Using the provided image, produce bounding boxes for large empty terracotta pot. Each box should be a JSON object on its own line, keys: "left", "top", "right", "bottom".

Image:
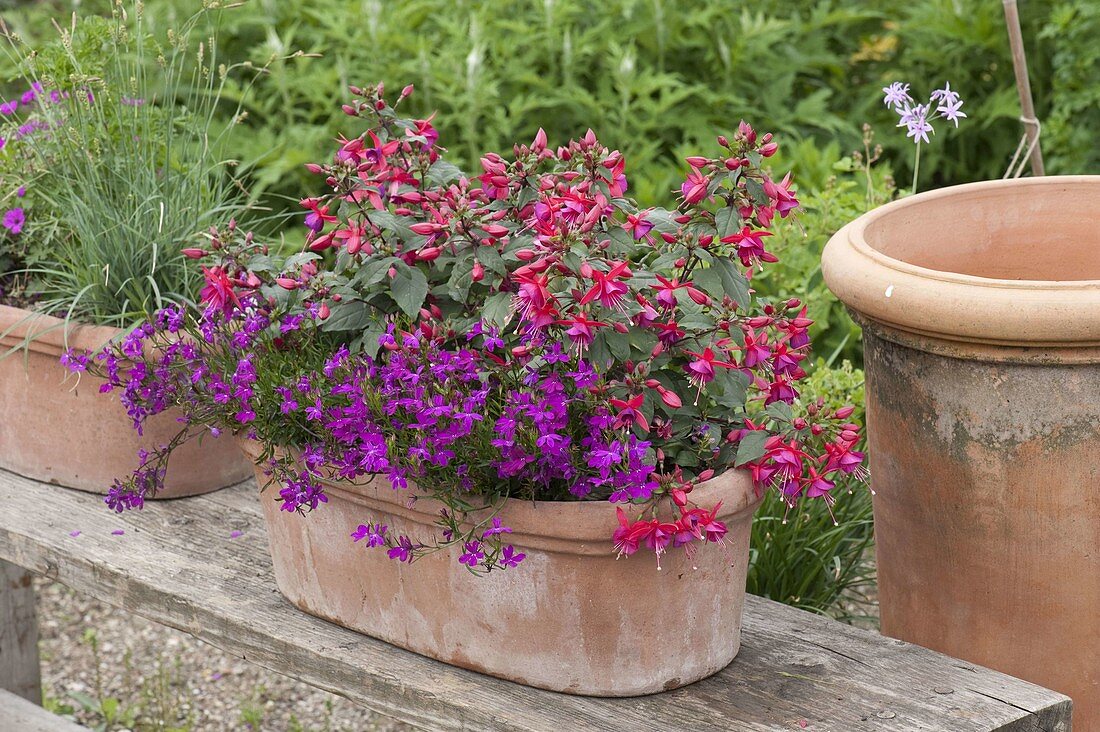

{"left": 244, "top": 441, "right": 762, "bottom": 696}
{"left": 0, "top": 304, "right": 249, "bottom": 495}
{"left": 822, "top": 176, "right": 1100, "bottom": 727}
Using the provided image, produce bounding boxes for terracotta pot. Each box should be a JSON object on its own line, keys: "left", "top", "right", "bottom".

{"left": 822, "top": 176, "right": 1100, "bottom": 727}
{"left": 0, "top": 304, "right": 249, "bottom": 496}
{"left": 242, "top": 441, "right": 762, "bottom": 696}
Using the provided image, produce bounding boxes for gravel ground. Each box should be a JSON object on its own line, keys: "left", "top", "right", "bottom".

{"left": 36, "top": 578, "right": 411, "bottom": 732}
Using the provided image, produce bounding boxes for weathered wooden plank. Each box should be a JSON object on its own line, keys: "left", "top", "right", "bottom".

{"left": 0, "top": 471, "right": 1072, "bottom": 731}
{"left": 0, "top": 557, "right": 41, "bottom": 705}
{"left": 0, "top": 688, "right": 89, "bottom": 731}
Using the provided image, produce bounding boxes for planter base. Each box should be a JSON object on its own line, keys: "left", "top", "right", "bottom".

{"left": 247, "top": 447, "right": 761, "bottom": 696}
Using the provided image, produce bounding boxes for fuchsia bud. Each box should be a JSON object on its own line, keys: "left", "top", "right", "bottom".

{"left": 304, "top": 163, "right": 323, "bottom": 174}
{"left": 835, "top": 406, "right": 856, "bottom": 419}
{"left": 342, "top": 104, "right": 358, "bottom": 116}
{"left": 515, "top": 249, "right": 536, "bottom": 261}
{"left": 276, "top": 277, "right": 299, "bottom": 290}
{"left": 532, "top": 127, "right": 548, "bottom": 152}
{"left": 717, "top": 135, "right": 729, "bottom": 147}
{"left": 685, "top": 156, "right": 709, "bottom": 167}
{"left": 400, "top": 84, "right": 415, "bottom": 99}
{"left": 318, "top": 302, "right": 330, "bottom": 320}
{"left": 181, "top": 248, "right": 206, "bottom": 259}
{"left": 471, "top": 261, "right": 485, "bottom": 282}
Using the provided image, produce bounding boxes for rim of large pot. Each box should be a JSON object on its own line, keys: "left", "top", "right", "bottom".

{"left": 0, "top": 303, "right": 122, "bottom": 357}
{"left": 822, "top": 176, "right": 1100, "bottom": 354}
{"left": 241, "top": 438, "right": 762, "bottom": 554}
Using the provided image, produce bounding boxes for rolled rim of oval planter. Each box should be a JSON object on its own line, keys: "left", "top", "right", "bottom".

{"left": 822, "top": 176, "right": 1100, "bottom": 360}
{"left": 0, "top": 303, "right": 121, "bottom": 357}
{"left": 240, "top": 438, "right": 762, "bottom": 556}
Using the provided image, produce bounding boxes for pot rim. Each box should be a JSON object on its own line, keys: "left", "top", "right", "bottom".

{"left": 822, "top": 176, "right": 1100, "bottom": 351}
{"left": 0, "top": 303, "right": 122, "bottom": 357}
{"left": 240, "top": 438, "right": 762, "bottom": 553}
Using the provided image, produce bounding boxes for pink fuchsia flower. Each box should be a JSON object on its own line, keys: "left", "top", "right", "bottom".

{"left": 558, "top": 313, "right": 608, "bottom": 351}
{"left": 721, "top": 226, "right": 775, "bottom": 267}
{"left": 684, "top": 347, "right": 735, "bottom": 389}
{"left": 578, "top": 260, "right": 632, "bottom": 310}
{"left": 199, "top": 266, "right": 242, "bottom": 314}
{"left": 608, "top": 393, "right": 649, "bottom": 433}
{"left": 3, "top": 207, "right": 25, "bottom": 234}
{"left": 680, "top": 167, "right": 710, "bottom": 205}
{"left": 512, "top": 270, "right": 559, "bottom": 329}
{"left": 624, "top": 210, "right": 654, "bottom": 241}
{"left": 300, "top": 197, "right": 337, "bottom": 233}
{"left": 408, "top": 114, "right": 439, "bottom": 150}
{"left": 764, "top": 173, "right": 799, "bottom": 218}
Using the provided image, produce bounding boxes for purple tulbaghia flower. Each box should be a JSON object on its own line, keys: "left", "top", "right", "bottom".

{"left": 937, "top": 97, "right": 967, "bottom": 127}
{"left": 930, "top": 81, "right": 960, "bottom": 106}
{"left": 0, "top": 100, "right": 16, "bottom": 115}
{"left": 882, "top": 82, "right": 911, "bottom": 109}
{"left": 3, "top": 208, "right": 25, "bottom": 234}
{"left": 898, "top": 104, "right": 933, "bottom": 144}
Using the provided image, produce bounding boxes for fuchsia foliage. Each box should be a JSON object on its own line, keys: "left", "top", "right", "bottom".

{"left": 71, "top": 82, "right": 865, "bottom": 572}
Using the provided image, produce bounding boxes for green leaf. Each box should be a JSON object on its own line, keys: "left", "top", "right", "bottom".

{"left": 746, "top": 177, "right": 770, "bottom": 206}
{"left": 481, "top": 291, "right": 514, "bottom": 329}
{"left": 390, "top": 264, "right": 429, "bottom": 318}
{"left": 447, "top": 258, "right": 474, "bottom": 302}
{"left": 691, "top": 264, "right": 723, "bottom": 301}
{"left": 714, "top": 258, "right": 751, "bottom": 307}
{"left": 352, "top": 256, "right": 398, "bottom": 288}
{"left": 766, "top": 401, "right": 793, "bottom": 424}
{"left": 320, "top": 299, "right": 371, "bottom": 332}
{"left": 715, "top": 207, "right": 740, "bottom": 240}
{"left": 735, "top": 430, "right": 769, "bottom": 466}
{"left": 475, "top": 245, "right": 507, "bottom": 276}
{"left": 426, "top": 160, "right": 464, "bottom": 186}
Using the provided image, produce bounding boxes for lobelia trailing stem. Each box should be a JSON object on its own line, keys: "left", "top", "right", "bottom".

{"left": 68, "top": 82, "right": 866, "bottom": 574}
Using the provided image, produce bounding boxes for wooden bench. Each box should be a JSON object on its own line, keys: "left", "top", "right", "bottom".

{"left": 0, "top": 470, "right": 1073, "bottom": 731}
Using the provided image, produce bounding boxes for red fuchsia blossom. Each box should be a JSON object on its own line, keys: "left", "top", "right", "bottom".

{"left": 199, "top": 266, "right": 241, "bottom": 314}
{"left": 680, "top": 167, "right": 710, "bottom": 205}
{"left": 578, "top": 260, "right": 632, "bottom": 310}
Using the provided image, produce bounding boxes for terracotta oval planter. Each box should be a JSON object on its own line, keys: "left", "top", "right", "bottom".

{"left": 0, "top": 304, "right": 250, "bottom": 496}
{"left": 822, "top": 176, "right": 1100, "bottom": 727}
{"left": 243, "top": 441, "right": 762, "bottom": 696}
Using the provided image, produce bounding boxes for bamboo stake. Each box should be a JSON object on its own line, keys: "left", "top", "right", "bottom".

{"left": 1002, "top": 0, "right": 1044, "bottom": 176}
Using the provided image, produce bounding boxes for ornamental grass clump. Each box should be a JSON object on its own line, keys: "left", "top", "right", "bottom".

{"left": 71, "top": 83, "right": 865, "bottom": 573}
{"left": 0, "top": 3, "right": 258, "bottom": 326}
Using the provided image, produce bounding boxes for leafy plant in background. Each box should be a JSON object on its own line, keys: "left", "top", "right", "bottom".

{"left": 0, "top": 2, "right": 260, "bottom": 327}
{"left": 1040, "top": 1, "right": 1100, "bottom": 174}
